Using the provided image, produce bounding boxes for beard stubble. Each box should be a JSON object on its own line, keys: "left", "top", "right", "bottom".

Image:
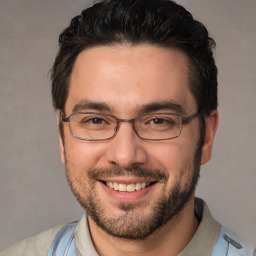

{"left": 64, "top": 142, "right": 202, "bottom": 240}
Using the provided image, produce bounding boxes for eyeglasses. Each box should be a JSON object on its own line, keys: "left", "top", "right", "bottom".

{"left": 62, "top": 111, "right": 201, "bottom": 141}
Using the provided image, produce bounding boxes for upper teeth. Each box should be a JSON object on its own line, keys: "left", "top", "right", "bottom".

{"left": 106, "top": 182, "right": 150, "bottom": 192}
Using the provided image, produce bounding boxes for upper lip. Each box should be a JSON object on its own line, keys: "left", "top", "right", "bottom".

{"left": 99, "top": 177, "right": 156, "bottom": 184}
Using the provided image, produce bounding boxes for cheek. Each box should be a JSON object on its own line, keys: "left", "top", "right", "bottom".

{"left": 63, "top": 125, "right": 112, "bottom": 178}
{"left": 64, "top": 140, "right": 105, "bottom": 196}
{"left": 65, "top": 140, "right": 106, "bottom": 169}
{"left": 147, "top": 138, "right": 194, "bottom": 169}
{"left": 147, "top": 137, "right": 198, "bottom": 189}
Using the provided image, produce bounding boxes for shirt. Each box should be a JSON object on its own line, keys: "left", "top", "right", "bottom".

{"left": 1, "top": 198, "right": 253, "bottom": 256}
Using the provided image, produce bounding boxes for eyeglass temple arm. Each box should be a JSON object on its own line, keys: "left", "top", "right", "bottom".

{"left": 59, "top": 111, "right": 69, "bottom": 122}
{"left": 182, "top": 110, "right": 202, "bottom": 124}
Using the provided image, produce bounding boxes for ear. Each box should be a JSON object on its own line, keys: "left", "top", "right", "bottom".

{"left": 57, "top": 110, "right": 66, "bottom": 164}
{"left": 201, "top": 110, "right": 218, "bottom": 165}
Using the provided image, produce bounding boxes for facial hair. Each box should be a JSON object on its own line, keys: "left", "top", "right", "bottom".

{"left": 65, "top": 144, "right": 202, "bottom": 240}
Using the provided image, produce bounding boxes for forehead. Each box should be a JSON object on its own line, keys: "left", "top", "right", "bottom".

{"left": 66, "top": 44, "right": 197, "bottom": 115}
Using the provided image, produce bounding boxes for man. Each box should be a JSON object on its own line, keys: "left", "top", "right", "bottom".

{"left": 1, "top": 0, "right": 255, "bottom": 255}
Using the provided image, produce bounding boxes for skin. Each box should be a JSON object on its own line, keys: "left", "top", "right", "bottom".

{"left": 59, "top": 44, "right": 218, "bottom": 256}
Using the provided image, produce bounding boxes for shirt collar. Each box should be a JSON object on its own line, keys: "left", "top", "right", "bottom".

{"left": 178, "top": 198, "right": 221, "bottom": 256}
{"left": 74, "top": 214, "right": 99, "bottom": 256}
{"left": 74, "top": 198, "right": 221, "bottom": 256}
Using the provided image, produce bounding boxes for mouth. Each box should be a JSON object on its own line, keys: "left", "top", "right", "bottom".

{"left": 102, "top": 181, "right": 157, "bottom": 192}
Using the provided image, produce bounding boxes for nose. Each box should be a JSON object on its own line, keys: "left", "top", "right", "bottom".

{"left": 106, "top": 122, "right": 148, "bottom": 169}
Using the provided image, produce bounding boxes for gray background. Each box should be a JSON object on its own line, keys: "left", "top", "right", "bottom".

{"left": 0, "top": 0, "right": 255, "bottom": 252}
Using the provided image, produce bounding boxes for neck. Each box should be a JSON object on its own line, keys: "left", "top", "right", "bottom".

{"left": 88, "top": 197, "right": 199, "bottom": 256}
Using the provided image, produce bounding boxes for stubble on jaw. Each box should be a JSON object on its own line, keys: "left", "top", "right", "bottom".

{"left": 64, "top": 143, "right": 201, "bottom": 240}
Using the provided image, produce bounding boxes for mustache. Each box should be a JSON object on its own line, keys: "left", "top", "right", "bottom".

{"left": 88, "top": 165, "right": 168, "bottom": 182}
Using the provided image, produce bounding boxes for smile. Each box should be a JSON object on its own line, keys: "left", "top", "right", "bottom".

{"left": 105, "top": 181, "right": 152, "bottom": 192}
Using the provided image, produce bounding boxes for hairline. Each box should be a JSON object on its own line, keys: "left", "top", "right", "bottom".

{"left": 59, "top": 42, "right": 202, "bottom": 113}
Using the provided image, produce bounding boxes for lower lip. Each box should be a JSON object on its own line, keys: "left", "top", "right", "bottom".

{"left": 100, "top": 182, "right": 157, "bottom": 202}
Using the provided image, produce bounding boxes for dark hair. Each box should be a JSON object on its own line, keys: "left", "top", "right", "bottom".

{"left": 51, "top": 0, "right": 217, "bottom": 117}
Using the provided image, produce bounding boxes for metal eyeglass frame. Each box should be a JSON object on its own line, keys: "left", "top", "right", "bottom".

{"left": 61, "top": 110, "right": 202, "bottom": 141}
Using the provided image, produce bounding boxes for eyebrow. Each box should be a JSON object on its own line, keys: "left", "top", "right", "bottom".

{"left": 72, "top": 99, "right": 185, "bottom": 115}
{"left": 138, "top": 101, "right": 185, "bottom": 115}
{"left": 72, "top": 100, "right": 112, "bottom": 113}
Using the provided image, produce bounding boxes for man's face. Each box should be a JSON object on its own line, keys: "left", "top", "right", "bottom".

{"left": 60, "top": 45, "right": 213, "bottom": 239}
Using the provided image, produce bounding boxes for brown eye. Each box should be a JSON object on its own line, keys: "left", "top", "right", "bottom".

{"left": 86, "top": 118, "right": 105, "bottom": 124}
{"left": 147, "top": 117, "right": 176, "bottom": 127}
{"left": 151, "top": 118, "right": 165, "bottom": 125}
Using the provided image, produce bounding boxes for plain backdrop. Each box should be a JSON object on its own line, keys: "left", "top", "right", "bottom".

{"left": 0, "top": 0, "right": 255, "bottom": 252}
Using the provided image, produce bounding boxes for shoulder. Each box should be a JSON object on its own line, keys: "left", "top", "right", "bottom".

{"left": 0, "top": 224, "right": 66, "bottom": 256}
{"left": 192, "top": 198, "right": 255, "bottom": 256}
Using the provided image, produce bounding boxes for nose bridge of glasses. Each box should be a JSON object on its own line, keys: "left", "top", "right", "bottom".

{"left": 117, "top": 118, "right": 136, "bottom": 123}
{"left": 114, "top": 117, "right": 138, "bottom": 135}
